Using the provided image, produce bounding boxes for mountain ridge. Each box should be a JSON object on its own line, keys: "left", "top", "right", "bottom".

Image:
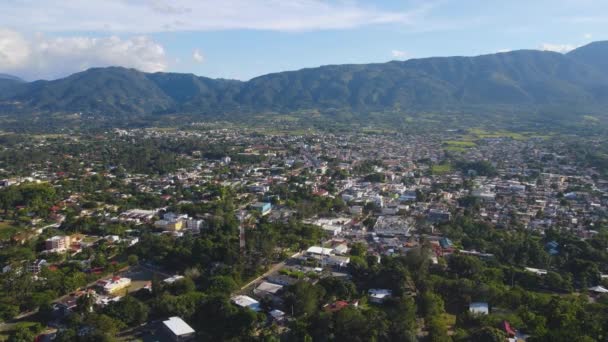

{"left": 1, "top": 41, "right": 607, "bottom": 118}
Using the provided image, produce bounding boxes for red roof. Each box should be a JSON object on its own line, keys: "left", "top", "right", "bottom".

{"left": 503, "top": 320, "right": 516, "bottom": 337}
{"left": 324, "top": 300, "right": 349, "bottom": 312}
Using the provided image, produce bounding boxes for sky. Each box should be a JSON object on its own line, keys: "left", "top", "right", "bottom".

{"left": 0, "top": 0, "right": 606, "bottom": 81}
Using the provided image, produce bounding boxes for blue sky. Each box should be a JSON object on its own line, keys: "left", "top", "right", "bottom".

{"left": 0, "top": 0, "right": 606, "bottom": 81}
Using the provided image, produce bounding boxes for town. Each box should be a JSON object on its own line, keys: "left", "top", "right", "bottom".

{"left": 0, "top": 123, "right": 607, "bottom": 341}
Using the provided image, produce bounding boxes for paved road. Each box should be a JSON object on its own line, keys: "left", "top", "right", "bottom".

{"left": 239, "top": 251, "right": 302, "bottom": 291}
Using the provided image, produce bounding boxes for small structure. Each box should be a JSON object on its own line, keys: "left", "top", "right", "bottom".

{"left": 231, "top": 295, "right": 261, "bottom": 312}
{"left": 368, "top": 289, "right": 392, "bottom": 304}
{"left": 524, "top": 267, "right": 548, "bottom": 276}
{"left": 251, "top": 202, "right": 272, "bottom": 216}
{"left": 97, "top": 276, "right": 131, "bottom": 294}
{"left": 28, "top": 259, "right": 47, "bottom": 274}
{"left": 269, "top": 309, "right": 286, "bottom": 322}
{"left": 427, "top": 209, "right": 451, "bottom": 224}
{"left": 588, "top": 285, "right": 608, "bottom": 294}
{"left": 324, "top": 300, "right": 350, "bottom": 312}
{"left": 253, "top": 281, "right": 283, "bottom": 298}
{"left": 306, "top": 246, "right": 333, "bottom": 256}
{"left": 162, "top": 316, "right": 195, "bottom": 341}
{"left": 469, "top": 302, "right": 489, "bottom": 315}
{"left": 163, "top": 275, "right": 185, "bottom": 284}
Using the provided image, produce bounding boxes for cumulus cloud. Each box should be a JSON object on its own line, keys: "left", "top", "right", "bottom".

{"left": 391, "top": 50, "right": 409, "bottom": 59}
{"left": 0, "top": 0, "right": 418, "bottom": 33}
{"left": 0, "top": 29, "right": 167, "bottom": 80}
{"left": 192, "top": 49, "right": 205, "bottom": 63}
{"left": 539, "top": 43, "right": 578, "bottom": 53}
{"left": 0, "top": 28, "right": 30, "bottom": 68}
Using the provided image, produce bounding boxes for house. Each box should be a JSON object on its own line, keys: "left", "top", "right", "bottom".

{"left": 439, "top": 237, "right": 453, "bottom": 249}
{"left": 326, "top": 255, "right": 350, "bottom": 267}
{"left": 46, "top": 236, "right": 70, "bottom": 252}
{"left": 324, "top": 300, "right": 350, "bottom": 312}
{"left": 97, "top": 276, "right": 131, "bottom": 294}
{"left": 28, "top": 259, "right": 47, "bottom": 273}
{"left": 270, "top": 309, "right": 286, "bottom": 322}
{"left": 524, "top": 267, "right": 547, "bottom": 276}
{"left": 469, "top": 302, "right": 489, "bottom": 315}
{"left": 502, "top": 320, "right": 516, "bottom": 338}
{"left": 266, "top": 274, "right": 298, "bottom": 286}
{"left": 163, "top": 275, "right": 185, "bottom": 284}
{"left": 333, "top": 243, "right": 349, "bottom": 255}
{"left": 427, "top": 209, "right": 451, "bottom": 223}
{"left": 251, "top": 202, "right": 272, "bottom": 215}
{"left": 588, "top": 285, "right": 608, "bottom": 294}
{"left": 232, "top": 295, "right": 261, "bottom": 312}
{"left": 162, "top": 316, "right": 195, "bottom": 341}
{"left": 373, "top": 216, "right": 411, "bottom": 236}
{"left": 306, "top": 246, "right": 333, "bottom": 256}
{"left": 368, "top": 289, "right": 392, "bottom": 304}
{"left": 253, "top": 281, "right": 284, "bottom": 298}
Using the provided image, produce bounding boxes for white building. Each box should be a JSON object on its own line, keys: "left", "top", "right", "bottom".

{"left": 45, "top": 236, "right": 70, "bottom": 252}
{"left": 231, "top": 295, "right": 261, "bottom": 312}
{"left": 469, "top": 302, "right": 489, "bottom": 315}
{"left": 97, "top": 276, "right": 131, "bottom": 294}
{"left": 163, "top": 275, "right": 185, "bottom": 284}
{"left": 162, "top": 316, "right": 195, "bottom": 341}
{"left": 368, "top": 289, "right": 392, "bottom": 304}
{"left": 306, "top": 246, "right": 333, "bottom": 256}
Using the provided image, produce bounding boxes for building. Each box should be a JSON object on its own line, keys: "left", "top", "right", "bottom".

{"left": 251, "top": 202, "right": 272, "bottom": 216}
{"left": 28, "top": 259, "right": 47, "bottom": 273}
{"left": 333, "top": 243, "right": 349, "bottom": 255}
{"left": 253, "top": 281, "right": 284, "bottom": 298}
{"left": 269, "top": 309, "right": 286, "bottom": 322}
{"left": 427, "top": 209, "right": 451, "bottom": 223}
{"left": 155, "top": 216, "right": 185, "bottom": 231}
{"left": 373, "top": 216, "right": 411, "bottom": 236}
{"left": 368, "top": 289, "right": 392, "bottom": 304}
{"left": 306, "top": 246, "right": 333, "bottom": 256}
{"left": 162, "top": 316, "right": 195, "bottom": 341}
{"left": 97, "top": 276, "right": 131, "bottom": 294}
{"left": 469, "top": 302, "right": 489, "bottom": 315}
{"left": 185, "top": 218, "right": 203, "bottom": 231}
{"left": 232, "top": 295, "right": 261, "bottom": 312}
{"left": 45, "top": 236, "right": 70, "bottom": 252}
{"left": 326, "top": 255, "right": 350, "bottom": 267}
{"left": 163, "top": 275, "right": 185, "bottom": 284}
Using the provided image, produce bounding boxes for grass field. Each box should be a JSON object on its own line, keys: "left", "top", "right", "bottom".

{"left": 431, "top": 163, "right": 453, "bottom": 174}
{"left": 0, "top": 221, "right": 20, "bottom": 241}
{"left": 443, "top": 128, "right": 553, "bottom": 153}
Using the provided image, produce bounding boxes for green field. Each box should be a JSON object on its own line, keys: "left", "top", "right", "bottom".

{"left": 0, "top": 221, "right": 20, "bottom": 241}
{"left": 431, "top": 163, "right": 453, "bottom": 174}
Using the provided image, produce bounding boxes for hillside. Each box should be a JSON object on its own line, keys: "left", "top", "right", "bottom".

{"left": 1, "top": 41, "right": 607, "bottom": 118}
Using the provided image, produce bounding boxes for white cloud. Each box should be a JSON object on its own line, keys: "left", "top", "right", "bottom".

{"left": 0, "top": 0, "right": 419, "bottom": 33}
{"left": 584, "top": 33, "right": 593, "bottom": 40}
{"left": 0, "top": 28, "right": 30, "bottom": 68}
{"left": 391, "top": 50, "right": 409, "bottom": 59}
{"left": 539, "top": 43, "right": 578, "bottom": 53}
{"left": 0, "top": 29, "right": 167, "bottom": 80}
{"left": 192, "top": 49, "right": 205, "bottom": 63}
{"left": 497, "top": 49, "right": 511, "bottom": 53}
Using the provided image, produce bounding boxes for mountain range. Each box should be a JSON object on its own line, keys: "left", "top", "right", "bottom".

{"left": 1, "top": 41, "right": 608, "bottom": 118}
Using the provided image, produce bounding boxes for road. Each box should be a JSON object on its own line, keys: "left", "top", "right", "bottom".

{"left": 238, "top": 251, "right": 302, "bottom": 291}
